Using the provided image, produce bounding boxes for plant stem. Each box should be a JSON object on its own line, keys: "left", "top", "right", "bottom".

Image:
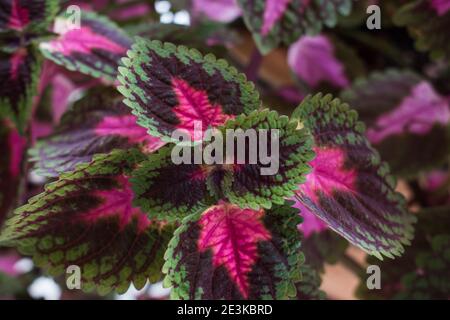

{"left": 245, "top": 48, "right": 263, "bottom": 82}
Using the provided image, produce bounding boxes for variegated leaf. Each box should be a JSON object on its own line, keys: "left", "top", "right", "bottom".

{"left": 341, "top": 70, "right": 450, "bottom": 177}
{"left": 30, "top": 90, "right": 164, "bottom": 177}
{"left": 292, "top": 93, "right": 416, "bottom": 259}
{"left": 163, "top": 202, "right": 304, "bottom": 300}
{"left": 40, "top": 11, "right": 132, "bottom": 81}
{"left": 118, "top": 38, "right": 260, "bottom": 142}
{"left": 237, "top": 0, "right": 353, "bottom": 54}
{"left": 0, "top": 149, "right": 175, "bottom": 295}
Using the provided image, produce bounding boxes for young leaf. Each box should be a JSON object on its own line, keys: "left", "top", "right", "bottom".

{"left": 132, "top": 109, "right": 314, "bottom": 219}
{"left": 30, "top": 91, "right": 164, "bottom": 177}
{"left": 0, "top": 122, "right": 26, "bottom": 228}
{"left": 0, "top": 149, "right": 175, "bottom": 295}
{"left": 163, "top": 202, "right": 304, "bottom": 300}
{"left": 394, "top": 0, "right": 450, "bottom": 59}
{"left": 0, "top": 0, "right": 59, "bottom": 33}
{"left": 237, "top": 0, "right": 353, "bottom": 54}
{"left": 39, "top": 11, "right": 132, "bottom": 81}
{"left": 341, "top": 70, "right": 450, "bottom": 177}
{"left": 292, "top": 93, "right": 416, "bottom": 259}
{"left": 117, "top": 37, "right": 260, "bottom": 142}
{"left": 0, "top": 46, "right": 41, "bottom": 131}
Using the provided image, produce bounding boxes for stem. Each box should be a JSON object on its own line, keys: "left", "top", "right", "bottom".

{"left": 341, "top": 253, "right": 365, "bottom": 276}
{"left": 244, "top": 48, "right": 263, "bottom": 82}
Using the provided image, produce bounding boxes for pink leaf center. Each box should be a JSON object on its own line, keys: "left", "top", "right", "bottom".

{"left": 198, "top": 203, "right": 271, "bottom": 298}
{"left": 8, "top": 0, "right": 30, "bottom": 31}
{"left": 84, "top": 175, "right": 151, "bottom": 232}
{"left": 9, "top": 48, "right": 26, "bottom": 81}
{"left": 8, "top": 128, "right": 26, "bottom": 178}
{"left": 298, "top": 147, "right": 357, "bottom": 203}
{"left": 261, "top": 0, "right": 292, "bottom": 36}
{"left": 171, "top": 77, "right": 234, "bottom": 141}
{"left": 95, "top": 115, "right": 165, "bottom": 153}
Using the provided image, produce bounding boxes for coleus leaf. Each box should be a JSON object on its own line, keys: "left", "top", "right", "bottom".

{"left": 131, "top": 109, "right": 314, "bottom": 220}
{"left": 296, "top": 264, "right": 326, "bottom": 300}
{"left": 301, "top": 230, "right": 349, "bottom": 272}
{"left": 0, "top": 45, "right": 41, "bottom": 132}
{"left": 131, "top": 144, "right": 214, "bottom": 222}
{"left": 117, "top": 38, "right": 260, "bottom": 142}
{"left": 219, "top": 109, "right": 314, "bottom": 210}
{"left": 357, "top": 206, "right": 450, "bottom": 300}
{"left": 0, "top": 0, "right": 59, "bottom": 33}
{"left": 292, "top": 93, "right": 416, "bottom": 259}
{"left": 163, "top": 202, "right": 304, "bottom": 300}
{"left": 39, "top": 11, "right": 132, "bottom": 81}
{"left": 29, "top": 90, "right": 164, "bottom": 177}
{"left": 341, "top": 70, "right": 450, "bottom": 177}
{"left": 237, "top": 0, "right": 353, "bottom": 54}
{"left": 0, "top": 121, "right": 26, "bottom": 228}
{"left": 394, "top": 0, "right": 450, "bottom": 59}
{"left": 0, "top": 149, "right": 176, "bottom": 295}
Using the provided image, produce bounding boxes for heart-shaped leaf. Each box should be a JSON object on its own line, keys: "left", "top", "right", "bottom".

{"left": 117, "top": 38, "right": 260, "bottom": 142}
{"left": 30, "top": 90, "right": 164, "bottom": 177}
{"left": 40, "top": 11, "right": 132, "bottom": 81}
{"left": 292, "top": 93, "right": 416, "bottom": 259}
{"left": 0, "top": 149, "right": 175, "bottom": 295}
{"left": 163, "top": 202, "right": 304, "bottom": 299}
{"left": 237, "top": 0, "right": 353, "bottom": 54}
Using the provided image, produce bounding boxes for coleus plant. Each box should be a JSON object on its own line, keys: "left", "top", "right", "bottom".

{"left": 4, "top": 0, "right": 446, "bottom": 300}
{"left": 0, "top": 10, "right": 416, "bottom": 297}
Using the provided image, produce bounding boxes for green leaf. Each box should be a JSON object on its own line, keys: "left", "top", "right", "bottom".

{"left": 117, "top": 37, "right": 260, "bottom": 142}
{"left": 394, "top": 0, "right": 450, "bottom": 60}
{"left": 292, "top": 93, "right": 416, "bottom": 259}
{"left": 131, "top": 109, "right": 314, "bottom": 220}
{"left": 163, "top": 202, "right": 304, "bottom": 300}
{"left": 0, "top": 149, "right": 176, "bottom": 295}
{"left": 357, "top": 206, "right": 450, "bottom": 300}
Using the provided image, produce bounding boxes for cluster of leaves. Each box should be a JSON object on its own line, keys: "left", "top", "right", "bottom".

{"left": 0, "top": 0, "right": 449, "bottom": 300}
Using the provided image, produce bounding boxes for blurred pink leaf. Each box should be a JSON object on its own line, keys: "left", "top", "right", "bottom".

{"left": 288, "top": 35, "right": 349, "bottom": 88}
